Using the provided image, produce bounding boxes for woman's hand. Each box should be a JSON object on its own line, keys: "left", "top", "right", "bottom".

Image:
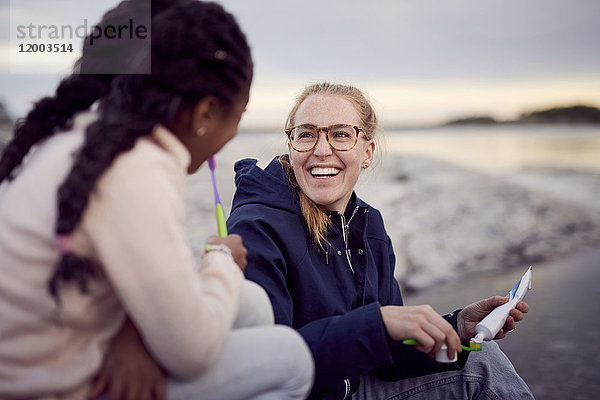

{"left": 457, "top": 296, "right": 530, "bottom": 342}
{"left": 88, "top": 318, "right": 166, "bottom": 400}
{"left": 380, "top": 304, "right": 462, "bottom": 360}
{"left": 207, "top": 234, "right": 247, "bottom": 271}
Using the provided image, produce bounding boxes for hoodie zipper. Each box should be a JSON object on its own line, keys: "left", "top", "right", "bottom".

{"left": 343, "top": 378, "right": 351, "bottom": 399}
{"left": 339, "top": 206, "right": 360, "bottom": 274}
{"left": 339, "top": 208, "right": 361, "bottom": 399}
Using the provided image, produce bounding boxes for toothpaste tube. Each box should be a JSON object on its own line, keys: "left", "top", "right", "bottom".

{"left": 471, "top": 266, "right": 532, "bottom": 344}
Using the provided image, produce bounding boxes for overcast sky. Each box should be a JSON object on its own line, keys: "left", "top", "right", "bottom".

{"left": 1, "top": 0, "right": 599, "bottom": 127}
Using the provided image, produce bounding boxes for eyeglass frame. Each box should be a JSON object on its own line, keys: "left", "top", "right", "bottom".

{"left": 284, "top": 124, "right": 367, "bottom": 152}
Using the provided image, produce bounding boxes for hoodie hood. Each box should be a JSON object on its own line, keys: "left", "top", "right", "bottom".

{"left": 227, "top": 158, "right": 415, "bottom": 400}
{"left": 231, "top": 156, "right": 302, "bottom": 216}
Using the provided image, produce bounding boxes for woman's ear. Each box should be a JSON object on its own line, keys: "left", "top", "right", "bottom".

{"left": 363, "top": 140, "right": 375, "bottom": 168}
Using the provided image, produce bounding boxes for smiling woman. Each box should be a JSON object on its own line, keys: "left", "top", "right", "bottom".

{"left": 277, "top": 83, "right": 379, "bottom": 249}
{"left": 227, "top": 82, "right": 534, "bottom": 400}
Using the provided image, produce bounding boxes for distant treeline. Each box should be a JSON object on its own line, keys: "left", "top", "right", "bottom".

{"left": 2, "top": 100, "right": 600, "bottom": 134}
{"left": 445, "top": 105, "right": 600, "bottom": 126}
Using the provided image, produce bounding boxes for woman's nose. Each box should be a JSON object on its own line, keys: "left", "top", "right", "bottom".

{"left": 313, "top": 132, "right": 332, "bottom": 157}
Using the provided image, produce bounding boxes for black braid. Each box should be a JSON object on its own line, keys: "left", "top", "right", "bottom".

{"left": 0, "top": 0, "right": 179, "bottom": 183}
{"left": 0, "top": 74, "right": 111, "bottom": 182}
{"left": 49, "top": 0, "right": 253, "bottom": 299}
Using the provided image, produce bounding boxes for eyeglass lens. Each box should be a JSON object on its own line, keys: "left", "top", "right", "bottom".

{"left": 290, "top": 125, "right": 357, "bottom": 151}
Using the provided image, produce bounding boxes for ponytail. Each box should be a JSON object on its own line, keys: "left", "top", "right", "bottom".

{"left": 279, "top": 155, "right": 331, "bottom": 250}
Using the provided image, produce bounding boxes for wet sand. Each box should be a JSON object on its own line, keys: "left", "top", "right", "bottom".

{"left": 404, "top": 248, "right": 600, "bottom": 400}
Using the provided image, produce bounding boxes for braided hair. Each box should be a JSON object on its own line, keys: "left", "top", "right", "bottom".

{"left": 49, "top": 1, "right": 252, "bottom": 298}
{"left": 0, "top": 0, "right": 174, "bottom": 182}
{"left": 1, "top": 0, "right": 253, "bottom": 299}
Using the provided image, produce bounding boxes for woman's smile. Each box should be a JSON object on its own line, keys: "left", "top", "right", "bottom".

{"left": 309, "top": 166, "right": 341, "bottom": 179}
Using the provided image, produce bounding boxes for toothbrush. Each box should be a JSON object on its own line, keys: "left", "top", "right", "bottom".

{"left": 402, "top": 335, "right": 481, "bottom": 364}
{"left": 208, "top": 156, "right": 227, "bottom": 238}
{"left": 401, "top": 339, "right": 481, "bottom": 352}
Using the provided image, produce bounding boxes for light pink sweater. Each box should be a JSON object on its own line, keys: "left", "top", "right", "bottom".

{"left": 0, "top": 113, "right": 243, "bottom": 399}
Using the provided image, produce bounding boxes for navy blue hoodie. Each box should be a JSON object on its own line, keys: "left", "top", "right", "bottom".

{"left": 227, "top": 157, "right": 467, "bottom": 400}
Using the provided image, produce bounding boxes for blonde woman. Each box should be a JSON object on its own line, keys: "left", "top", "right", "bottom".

{"left": 227, "top": 82, "right": 533, "bottom": 400}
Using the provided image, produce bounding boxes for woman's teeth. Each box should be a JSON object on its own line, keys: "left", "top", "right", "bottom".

{"left": 310, "top": 167, "right": 340, "bottom": 178}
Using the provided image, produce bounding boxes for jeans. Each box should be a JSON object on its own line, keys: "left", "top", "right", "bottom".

{"left": 167, "top": 280, "right": 315, "bottom": 400}
{"left": 352, "top": 341, "right": 534, "bottom": 400}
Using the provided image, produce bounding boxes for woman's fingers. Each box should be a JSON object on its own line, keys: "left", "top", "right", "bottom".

{"left": 381, "top": 304, "right": 461, "bottom": 356}
{"left": 383, "top": 304, "right": 461, "bottom": 358}
{"left": 421, "top": 320, "right": 457, "bottom": 352}
{"left": 516, "top": 301, "right": 529, "bottom": 314}
{"left": 509, "top": 307, "right": 524, "bottom": 323}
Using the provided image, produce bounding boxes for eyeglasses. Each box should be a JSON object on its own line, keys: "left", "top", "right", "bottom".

{"left": 285, "top": 124, "right": 365, "bottom": 152}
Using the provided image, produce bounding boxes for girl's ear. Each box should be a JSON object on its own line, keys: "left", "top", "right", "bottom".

{"left": 190, "top": 95, "right": 221, "bottom": 133}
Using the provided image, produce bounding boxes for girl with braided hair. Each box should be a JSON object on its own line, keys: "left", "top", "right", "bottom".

{"left": 0, "top": 1, "right": 313, "bottom": 399}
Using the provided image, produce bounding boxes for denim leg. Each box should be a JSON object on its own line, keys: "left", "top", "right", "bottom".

{"left": 353, "top": 341, "right": 534, "bottom": 400}
{"left": 167, "top": 325, "right": 314, "bottom": 400}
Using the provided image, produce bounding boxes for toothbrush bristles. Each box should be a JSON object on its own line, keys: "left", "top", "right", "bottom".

{"left": 468, "top": 341, "right": 481, "bottom": 351}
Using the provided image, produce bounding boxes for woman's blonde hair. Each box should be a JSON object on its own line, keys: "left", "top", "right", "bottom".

{"left": 280, "top": 82, "right": 379, "bottom": 249}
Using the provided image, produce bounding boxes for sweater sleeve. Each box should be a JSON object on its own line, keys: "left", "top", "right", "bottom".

{"left": 228, "top": 212, "right": 394, "bottom": 392}
{"left": 79, "top": 145, "right": 243, "bottom": 379}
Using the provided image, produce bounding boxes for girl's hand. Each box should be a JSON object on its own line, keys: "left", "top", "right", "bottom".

{"left": 88, "top": 318, "right": 166, "bottom": 400}
{"left": 380, "top": 304, "right": 462, "bottom": 360}
{"left": 457, "top": 296, "right": 529, "bottom": 342}
{"left": 207, "top": 234, "right": 247, "bottom": 271}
